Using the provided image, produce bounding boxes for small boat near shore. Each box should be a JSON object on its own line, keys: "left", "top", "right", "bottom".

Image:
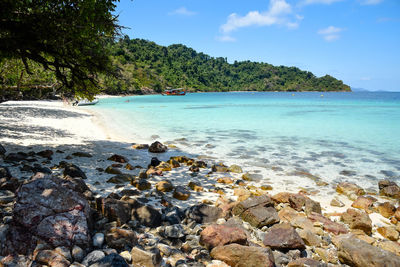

{"left": 162, "top": 88, "right": 186, "bottom": 96}
{"left": 73, "top": 98, "right": 99, "bottom": 106}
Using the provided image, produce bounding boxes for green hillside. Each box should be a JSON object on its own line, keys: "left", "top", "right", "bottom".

{"left": 102, "top": 36, "right": 351, "bottom": 94}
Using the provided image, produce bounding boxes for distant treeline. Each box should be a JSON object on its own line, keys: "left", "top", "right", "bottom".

{"left": 0, "top": 36, "right": 351, "bottom": 100}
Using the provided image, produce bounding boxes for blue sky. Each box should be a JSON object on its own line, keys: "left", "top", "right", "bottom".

{"left": 115, "top": 0, "right": 400, "bottom": 91}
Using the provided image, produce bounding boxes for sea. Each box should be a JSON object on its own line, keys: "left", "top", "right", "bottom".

{"left": 91, "top": 92, "right": 400, "bottom": 193}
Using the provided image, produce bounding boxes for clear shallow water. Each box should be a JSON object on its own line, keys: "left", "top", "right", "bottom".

{"left": 92, "top": 92, "right": 400, "bottom": 191}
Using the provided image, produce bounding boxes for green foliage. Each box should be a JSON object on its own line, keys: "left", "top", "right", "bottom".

{"left": 0, "top": 0, "right": 121, "bottom": 99}
{"left": 103, "top": 37, "right": 351, "bottom": 94}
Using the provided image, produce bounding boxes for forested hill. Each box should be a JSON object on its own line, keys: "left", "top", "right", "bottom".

{"left": 102, "top": 37, "right": 351, "bottom": 94}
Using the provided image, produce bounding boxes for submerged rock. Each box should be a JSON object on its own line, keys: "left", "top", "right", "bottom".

{"left": 108, "top": 154, "right": 129, "bottom": 163}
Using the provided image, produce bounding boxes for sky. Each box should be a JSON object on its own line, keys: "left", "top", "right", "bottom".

{"left": 115, "top": 0, "right": 400, "bottom": 91}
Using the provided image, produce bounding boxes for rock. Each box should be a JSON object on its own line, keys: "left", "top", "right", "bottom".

{"left": 378, "top": 240, "right": 400, "bottom": 256}
{"left": 261, "top": 185, "right": 273, "bottom": 190}
{"left": 298, "top": 229, "right": 322, "bottom": 246}
{"left": 149, "top": 141, "right": 167, "bottom": 153}
{"left": 4, "top": 152, "right": 28, "bottom": 162}
{"left": 395, "top": 207, "right": 400, "bottom": 221}
{"left": 82, "top": 250, "right": 106, "bottom": 266}
{"left": 90, "top": 253, "right": 129, "bottom": 267}
{"left": 93, "top": 233, "right": 105, "bottom": 247}
{"left": 35, "top": 249, "right": 70, "bottom": 267}
{"left": 340, "top": 208, "right": 372, "bottom": 235}
{"left": 232, "top": 195, "right": 274, "bottom": 216}
{"left": 377, "top": 202, "right": 396, "bottom": 218}
{"left": 378, "top": 180, "right": 400, "bottom": 199}
{"left": 200, "top": 225, "right": 248, "bottom": 249}
{"left": 37, "top": 149, "right": 54, "bottom": 159}
{"left": 186, "top": 204, "right": 223, "bottom": 224}
{"left": 130, "top": 247, "right": 162, "bottom": 267}
{"left": 105, "top": 166, "right": 122, "bottom": 175}
{"left": 132, "top": 144, "right": 149, "bottom": 149}
{"left": 336, "top": 182, "right": 365, "bottom": 198}
{"left": 193, "top": 160, "right": 207, "bottom": 168}
{"left": 3, "top": 176, "right": 90, "bottom": 255}
{"left": 377, "top": 226, "right": 399, "bottom": 241}
{"left": 32, "top": 163, "right": 52, "bottom": 174}
{"left": 0, "top": 190, "right": 14, "bottom": 204}
{"left": 168, "top": 159, "right": 180, "bottom": 168}
{"left": 0, "top": 144, "right": 5, "bottom": 155}
{"left": 0, "top": 166, "right": 11, "bottom": 178}
{"left": 334, "top": 234, "right": 400, "bottom": 266}
{"left": 351, "top": 196, "right": 376, "bottom": 212}
{"left": 120, "top": 251, "right": 132, "bottom": 263}
{"left": 131, "top": 178, "right": 151, "bottom": 190}
{"left": 212, "top": 164, "right": 229, "bottom": 173}
{"left": 287, "top": 258, "right": 326, "bottom": 267}
{"left": 304, "top": 198, "right": 321, "bottom": 215}
{"left": 156, "top": 162, "right": 172, "bottom": 172}
{"left": 189, "top": 165, "right": 200, "bottom": 172}
{"left": 125, "top": 163, "right": 135, "bottom": 170}
{"left": 242, "top": 172, "right": 262, "bottom": 181}
{"left": 272, "top": 192, "right": 292, "bottom": 203}
{"left": 228, "top": 165, "right": 243, "bottom": 173}
{"left": 106, "top": 227, "right": 137, "bottom": 249}
{"left": 160, "top": 224, "right": 185, "bottom": 239}
{"left": 233, "top": 188, "right": 251, "bottom": 201}
{"left": 54, "top": 246, "right": 72, "bottom": 262}
{"left": 107, "top": 174, "right": 134, "bottom": 184}
{"left": 108, "top": 154, "right": 128, "bottom": 163}
{"left": 330, "top": 197, "right": 345, "bottom": 207}
{"left": 308, "top": 212, "right": 348, "bottom": 235}
{"left": 217, "top": 177, "right": 234, "bottom": 184}
{"left": 240, "top": 206, "right": 280, "bottom": 228}
{"left": 0, "top": 255, "right": 31, "bottom": 266}
{"left": 99, "top": 198, "right": 131, "bottom": 225}
{"left": 72, "top": 152, "right": 92, "bottom": 158}
{"left": 72, "top": 245, "right": 85, "bottom": 262}
{"left": 289, "top": 194, "right": 307, "bottom": 211}
{"left": 173, "top": 186, "right": 191, "bottom": 200}
{"left": 210, "top": 244, "right": 274, "bottom": 267}
{"left": 206, "top": 260, "right": 230, "bottom": 267}
{"left": 188, "top": 181, "right": 204, "bottom": 192}
{"left": 263, "top": 223, "right": 306, "bottom": 250}
{"left": 63, "top": 163, "right": 87, "bottom": 179}
{"left": 131, "top": 202, "right": 162, "bottom": 228}
{"left": 156, "top": 180, "right": 174, "bottom": 192}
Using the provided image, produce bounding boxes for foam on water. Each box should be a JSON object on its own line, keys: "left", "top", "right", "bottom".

{"left": 89, "top": 92, "right": 400, "bottom": 193}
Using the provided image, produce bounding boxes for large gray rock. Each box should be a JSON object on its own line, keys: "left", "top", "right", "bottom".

{"left": 334, "top": 234, "right": 400, "bottom": 267}
{"left": 2, "top": 175, "right": 91, "bottom": 255}
{"left": 232, "top": 195, "right": 274, "bottom": 216}
{"left": 240, "top": 206, "right": 279, "bottom": 228}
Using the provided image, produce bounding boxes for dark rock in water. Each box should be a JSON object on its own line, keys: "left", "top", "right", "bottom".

{"left": 90, "top": 253, "right": 129, "bottom": 267}
{"left": 4, "top": 152, "right": 28, "bottom": 162}
{"left": 32, "top": 163, "right": 52, "bottom": 174}
{"left": 0, "top": 166, "right": 11, "bottom": 178}
{"left": 340, "top": 208, "right": 372, "bottom": 235}
{"left": 1, "top": 176, "right": 91, "bottom": 255}
{"left": 149, "top": 141, "right": 167, "bottom": 153}
{"left": 210, "top": 244, "right": 275, "bottom": 267}
{"left": 200, "top": 224, "right": 248, "bottom": 249}
{"left": 240, "top": 206, "right": 279, "bottom": 228}
{"left": 119, "top": 189, "right": 141, "bottom": 197}
{"left": 130, "top": 247, "right": 162, "bottom": 267}
{"left": 72, "top": 151, "right": 93, "bottom": 158}
{"left": 212, "top": 164, "right": 229, "bottom": 173}
{"left": 131, "top": 178, "right": 151, "bottom": 190}
{"left": 105, "top": 227, "right": 137, "bottom": 250}
{"left": 263, "top": 223, "right": 306, "bottom": 250}
{"left": 156, "top": 180, "right": 174, "bottom": 192}
{"left": 132, "top": 143, "right": 149, "bottom": 149}
{"left": 173, "top": 186, "right": 191, "bottom": 200}
{"left": 150, "top": 157, "right": 162, "bottom": 167}
{"left": 105, "top": 166, "right": 123, "bottom": 175}
{"left": 36, "top": 149, "right": 53, "bottom": 159}
{"left": 63, "top": 163, "right": 87, "bottom": 179}
{"left": 189, "top": 165, "right": 200, "bottom": 172}
{"left": 0, "top": 144, "right": 6, "bottom": 155}
{"left": 242, "top": 172, "right": 263, "bottom": 181}
{"left": 193, "top": 160, "right": 207, "bottom": 168}
{"left": 107, "top": 154, "right": 128, "bottom": 163}
{"left": 185, "top": 204, "right": 223, "bottom": 224}
{"left": 82, "top": 250, "right": 106, "bottom": 266}
{"left": 334, "top": 234, "right": 400, "bottom": 267}
{"left": 107, "top": 174, "right": 134, "bottom": 184}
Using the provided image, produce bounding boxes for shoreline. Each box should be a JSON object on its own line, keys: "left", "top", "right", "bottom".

{"left": 1, "top": 98, "right": 400, "bottom": 266}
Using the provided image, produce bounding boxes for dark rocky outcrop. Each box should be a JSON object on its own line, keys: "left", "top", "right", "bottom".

{"left": 62, "top": 162, "right": 87, "bottom": 179}
{"left": 149, "top": 141, "right": 167, "bottom": 153}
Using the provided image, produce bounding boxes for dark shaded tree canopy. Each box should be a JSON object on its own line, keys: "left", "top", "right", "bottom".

{"left": 0, "top": 0, "right": 121, "bottom": 98}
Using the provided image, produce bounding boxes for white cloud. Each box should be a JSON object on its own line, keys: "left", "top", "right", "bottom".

{"left": 169, "top": 7, "right": 196, "bottom": 16}
{"left": 360, "top": 0, "right": 383, "bottom": 5}
{"left": 220, "top": 0, "right": 301, "bottom": 34}
{"left": 216, "top": 35, "right": 237, "bottom": 42}
{"left": 318, "top": 26, "right": 344, "bottom": 41}
{"left": 301, "top": 0, "right": 343, "bottom": 5}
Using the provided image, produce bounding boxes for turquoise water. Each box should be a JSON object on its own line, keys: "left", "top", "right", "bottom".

{"left": 92, "top": 92, "right": 400, "bottom": 190}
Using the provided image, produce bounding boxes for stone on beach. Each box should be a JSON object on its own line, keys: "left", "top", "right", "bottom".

{"left": 107, "top": 174, "right": 134, "bottom": 184}
{"left": 340, "top": 208, "right": 372, "bottom": 235}
{"left": 149, "top": 141, "right": 167, "bottom": 153}
{"left": 130, "top": 247, "right": 162, "bottom": 267}
{"left": 336, "top": 182, "right": 365, "bottom": 200}
{"left": 378, "top": 180, "right": 400, "bottom": 199}
{"left": 62, "top": 162, "right": 87, "bottom": 179}
{"left": 200, "top": 224, "right": 248, "bottom": 249}
{"left": 351, "top": 195, "right": 376, "bottom": 212}
{"left": 173, "top": 186, "right": 191, "bottom": 200}
{"left": 308, "top": 212, "right": 348, "bottom": 235}
{"left": 0, "top": 144, "right": 6, "bottom": 155}
{"left": 232, "top": 195, "right": 274, "bottom": 216}
{"left": 210, "top": 244, "right": 275, "bottom": 267}
{"left": 377, "top": 201, "right": 396, "bottom": 218}
{"left": 240, "top": 206, "right": 280, "bottom": 228}
{"left": 72, "top": 151, "right": 92, "bottom": 158}
{"left": 185, "top": 204, "right": 223, "bottom": 224}
{"left": 263, "top": 223, "right": 306, "bottom": 250}
{"left": 377, "top": 226, "right": 399, "bottom": 241}
{"left": 212, "top": 164, "right": 229, "bottom": 173}
{"left": 228, "top": 164, "right": 243, "bottom": 173}
{"left": 132, "top": 144, "right": 149, "bottom": 149}
{"left": 106, "top": 227, "right": 138, "bottom": 249}
{"left": 156, "top": 180, "right": 174, "bottom": 192}
{"left": 108, "top": 154, "right": 129, "bottom": 163}
{"left": 90, "top": 253, "right": 129, "bottom": 267}
{"left": 105, "top": 166, "right": 123, "bottom": 174}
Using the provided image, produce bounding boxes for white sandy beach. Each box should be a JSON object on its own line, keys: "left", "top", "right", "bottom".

{"left": 0, "top": 99, "right": 393, "bottom": 235}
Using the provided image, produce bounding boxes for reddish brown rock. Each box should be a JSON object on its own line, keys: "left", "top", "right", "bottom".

{"left": 351, "top": 196, "right": 376, "bottom": 212}
{"left": 308, "top": 212, "right": 348, "bottom": 235}
{"left": 379, "top": 180, "right": 400, "bottom": 199}
{"left": 289, "top": 194, "right": 307, "bottom": 211}
{"left": 210, "top": 244, "right": 274, "bottom": 267}
{"left": 304, "top": 198, "right": 321, "bottom": 215}
{"left": 377, "top": 202, "right": 396, "bottom": 218}
{"left": 263, "top": 223, "right": 306, "bottom": 250}
{"left": 200, "top": 224, "right": 248, "bottom": 249}
{"left": 340, "top": 208, "right": 372, "bottom": 235}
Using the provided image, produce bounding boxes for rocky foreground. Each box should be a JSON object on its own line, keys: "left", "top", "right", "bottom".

{"left": 1, "top": 141, "right": 400, "bottom": 267}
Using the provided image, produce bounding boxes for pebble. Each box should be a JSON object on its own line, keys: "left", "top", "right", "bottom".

{"left": 93, "top": 232, "right": 105, "bottom": 247}
{"left": 72, "top": 245, "right": 85, "bottom": 263}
